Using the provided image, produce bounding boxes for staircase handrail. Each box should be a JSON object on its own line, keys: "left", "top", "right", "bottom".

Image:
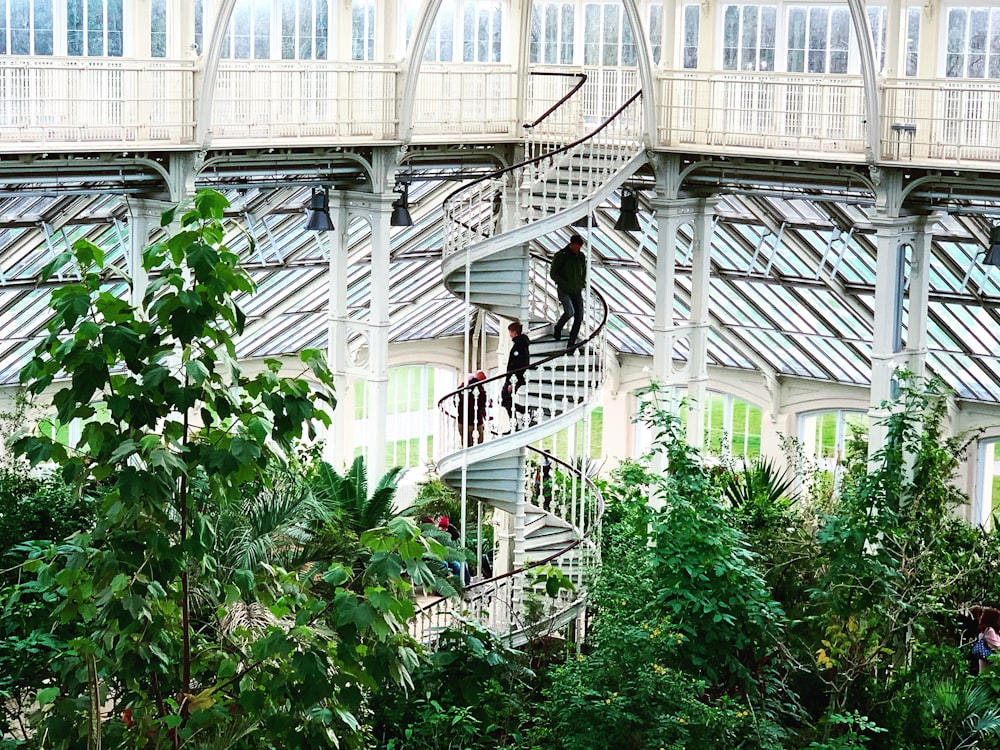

{"left": 523, "top": 70, "right": 588, "bottom": 130}
{"left": 441, "top": 89, "right": 643, "bottom": 234}
{"left": 436, "top": 286, "right": 609, "bottom": 419}
{"left": 413, "top": 445, "right": 604, "bottom": 622}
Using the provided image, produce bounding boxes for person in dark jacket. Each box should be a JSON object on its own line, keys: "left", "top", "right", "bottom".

{"left": 501, "top": 320, "right": 530, "bottom": 428}
{"left": 550, "top": 233, "right": 586, "bottom": 349}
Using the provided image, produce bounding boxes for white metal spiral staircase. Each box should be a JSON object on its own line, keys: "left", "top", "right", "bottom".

{"left": 412, "top": 86, "right": 646, "bottom": 647}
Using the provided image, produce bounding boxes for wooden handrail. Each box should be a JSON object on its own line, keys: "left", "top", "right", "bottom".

{"left": 523, "top": 70, "right": 588, "bottom": 130}
{"left": 435, "top": 281, "right": 609, "bottom": 417}
{"left": 414, "top": 444, "right": 605, "bottom": 617}
{"left": 442, "top": 89, "right": 642, "bottom": 213}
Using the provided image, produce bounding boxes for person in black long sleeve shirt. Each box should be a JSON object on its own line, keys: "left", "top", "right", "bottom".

{"left": 501, "top": 320, "right": 530, "bottom": 428}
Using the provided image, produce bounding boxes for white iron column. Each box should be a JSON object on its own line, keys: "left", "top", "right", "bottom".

{"left": 172, "top": 0, "right": 197, "bottom": 58}
{"left": 867, "top": 213, "right": 933, "bottom": 454}
{"left": 687, "top": 199, "right": 715, "bottom": 450}
{"left": 127, "top": 199, "right": 168, "bottom": 308}
{"left": 325, "top": 195, "right": 353, "bottom": 470}
{"left": 650, "top": 197, "right": 704, "bottom": 386}
{"left": 366, "top": 195, "right": 394, "bottom": 488}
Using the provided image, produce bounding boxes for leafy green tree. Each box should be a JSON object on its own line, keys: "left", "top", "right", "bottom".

{"left": 11, "top": 191, "right": 436, "bottom": 748}
{"left": 804, "top": 377, "right": 982, "bottom": 737}
{"left": 0, "top": 436, "right": 95, "bottom": 741}
{"left": 636, "top": 383, "right": 786, "bottom": 697}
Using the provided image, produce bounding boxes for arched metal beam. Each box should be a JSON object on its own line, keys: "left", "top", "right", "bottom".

{"left": 398, "top": 0, "right": 445, "bottom": 142}
{"left": 400, "top": 0, "right": 658, "bottom": 143}
{"left": 194, "top": 0, "right": 238, "bottom": 148}
{"left": 620, "top": 0, "right": 657, "bottom": 145}
{"left": 847, "top": 0, "right": 881, "bottom": 163}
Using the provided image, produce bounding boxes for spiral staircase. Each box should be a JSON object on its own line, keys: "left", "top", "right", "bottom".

{"left": 412, "top": 85, "right": 646, "bottom": 648}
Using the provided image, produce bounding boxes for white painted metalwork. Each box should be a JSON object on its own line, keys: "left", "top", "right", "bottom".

{"left": 655, "top": 70, "right": 867, "bottom": 157}
{"left": 442, "top": 91, "right": 644, "bottom": 260}
{"left": 209, "top": 61, "right": 398, "bottom": 143}
{"left": 409, "top": 64, "right": 519, "bottom": 141}
{"left": 0, "top": 57, "right": 195, "bottom": 147}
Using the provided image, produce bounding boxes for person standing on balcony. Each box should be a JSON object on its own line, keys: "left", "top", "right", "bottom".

{"left": 501, "top": 320, "right": 531, "bottom": 429}
{"left": 550, "top": 233, "right": 587, "bottom": 350}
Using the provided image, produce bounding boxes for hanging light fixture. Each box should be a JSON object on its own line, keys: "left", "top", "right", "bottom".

{"left": 986, "top": 224, "right": 1000, "bottom": 266}
{"left": 305, "top": 187, "right": 334, "bottom": 232}
{"left": 614, "top": 187, "right": 641, "bottom": 232}
{"left": 390, "top": 182, "right": 413, "bottom": 227}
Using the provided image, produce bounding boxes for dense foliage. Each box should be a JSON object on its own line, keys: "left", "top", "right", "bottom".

{"left": 4, "top": 193, "right": 1000, "bottom": 749}
{"left": 4, "top": 192, "right": 447, "bottom": 749}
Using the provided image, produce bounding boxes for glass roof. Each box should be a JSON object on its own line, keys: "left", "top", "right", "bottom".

{"left": 2, "top": 183, "right": 1000, "bottom": 406}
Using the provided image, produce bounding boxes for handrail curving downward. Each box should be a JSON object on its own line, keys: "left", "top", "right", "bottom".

{"left": 443, "top": 89, "right": 642, "bottom": 217}
{"left": 436, "top": 284, "right": 609, "bottom": 426}
{"left": 524, "top": 70, "right": 588, "bottom": 130}
{"left": 412, "top": 444, "right": 605, "bottom": 646}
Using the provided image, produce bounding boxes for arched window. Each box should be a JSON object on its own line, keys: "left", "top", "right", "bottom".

{"left": 797, "top": 408, "right": 867, "bottom": 497}
{"left": 354, "top": 364, "right": 454, "bottom": 469}
{"left": 975, "top": 438, "right": 1000, "bottom": 528}
{"left": 634, "top": 386, "right": 763, "bottom": 460}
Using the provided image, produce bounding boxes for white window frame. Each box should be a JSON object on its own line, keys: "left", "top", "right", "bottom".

{"left": 942, "top": 5, "right": 1000, "bottom": 79}
{"left": 279, "top": 0, "right": 331, "bottom": 60}
{"left": 354, "top": 364, "right": 454, "bottom": 470}
{"left": 0, "top": 0, "right": 54, "bottom": 55}
{"left": 797, "top": 408, "right": 867, "bottom": 495}
{"left": 66, "top": 0, "right": 126, "bottom": 57}
{"left": 529, "top": 0, "right": 574, "bottom": 65}
{"left": 583, "top": 1, "right": 637, "bottom": 67}
{"left": 352, "top": 0, "right": 375, "bottom": 61}
{"left": 975, "top": 437, "right": 1000, "bottom": 529}
{"left": 721, "top": 3, "right": 777, "bottom": 72}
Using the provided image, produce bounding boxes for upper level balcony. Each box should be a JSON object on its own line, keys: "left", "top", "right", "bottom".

{"left": 0, "top": 55, "right": 997, "bottom": 172}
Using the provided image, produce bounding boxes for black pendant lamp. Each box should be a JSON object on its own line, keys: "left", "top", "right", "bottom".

{"left": 987, "top": 224, "right": 1000, "bottom": 266}
{"left": 305, "top": 188, "right": 334, "bottom": 232}
{"left": 614, "top": 187, "right": 641, "bottom": 232}
{"left": 390, "top": 183, "right": 413, "bottom": 227}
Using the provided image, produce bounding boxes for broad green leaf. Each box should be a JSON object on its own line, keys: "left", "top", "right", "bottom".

{"left": 36, "top": 687, "right": 60, "bottom": 708}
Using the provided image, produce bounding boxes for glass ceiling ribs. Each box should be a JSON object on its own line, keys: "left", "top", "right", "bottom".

{"left": 2, "top": 179, "right": 1000, "bottom": 406}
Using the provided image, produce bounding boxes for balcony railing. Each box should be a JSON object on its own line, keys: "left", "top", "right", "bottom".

{"left": 1, "top": 58, "right": 1000, "bottom": 173}
{"left": 210, "top": 60, "right": 397, "bottom": 144}
{"left": 409, "top": 63, "right": 518, "bottom": 141}
{"left": 0, "top": 56, "right": 195, "bottom": 150}
{"left": 655, "top": 70, "right": 867, "bottom": 158}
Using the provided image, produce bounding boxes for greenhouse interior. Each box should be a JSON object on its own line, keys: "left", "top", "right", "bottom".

{"left": 3, "top": 0, "right": 1000, "bottom": 748}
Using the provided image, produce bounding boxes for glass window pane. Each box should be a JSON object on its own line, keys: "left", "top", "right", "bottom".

{"left": 560, "top": 4, "right": 573, "bottom": 64}
{"left": 906, "top": 7, "right": 919, "bottom": 76}
{"left": 683, "top": 4, "right": 699, "bottom": 69}
{"left": 87, "top": 0, "right": 104, "bottom": 56}
{"left": 67, "top": 0, "right": 84, "bottom": 55}
{"left": 583, "top": 4, "right": 600, "bottom": 65}
{"left": 602, "top": 4, "right": 619, "bottom": 66}
{"left": 529, "top": 4, "right": 541, "bottom": 62}
{"left": 649, "top": 4, "right": 662, "bottom": 65}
